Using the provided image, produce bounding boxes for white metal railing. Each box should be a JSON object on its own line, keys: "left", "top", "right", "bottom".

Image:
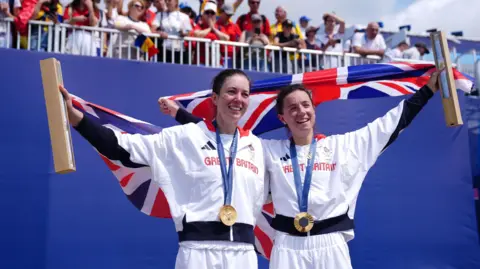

{"left": 211, "top": 39, "right": 383, "bottom": 74}
{"left": 1, "top": 18, "right": 478, "bottom": 83}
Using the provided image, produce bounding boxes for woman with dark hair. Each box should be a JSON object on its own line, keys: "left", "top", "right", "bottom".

{"left": 160, "top": 69, "right": 443, "bottom": 269}
{"left": 58, "top": 69, "right": 267, "bottom": 269}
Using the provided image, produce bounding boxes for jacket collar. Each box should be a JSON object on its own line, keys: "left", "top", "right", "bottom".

{"left": 200, "top": 120, "right": 253, "bottom": 151}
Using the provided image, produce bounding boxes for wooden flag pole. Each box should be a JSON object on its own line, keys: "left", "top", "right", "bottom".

{"left": 40, "top": 58, "right": 76, "bottom": 174}
{"left": 429, "top": 31, "right": 463, "bottom": 127}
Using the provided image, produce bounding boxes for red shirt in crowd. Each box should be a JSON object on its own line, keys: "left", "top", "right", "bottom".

{"left": 216, "top": 21, "right": 241, "bottom": 57}
{"left": 192, "top": 22, "right": 230, "bottom": 64}
{"left": 236, "top": 12, "right": 271, "bottom": 36}
{"left": 64, "top": 5, "right": 100, "bottom": 26}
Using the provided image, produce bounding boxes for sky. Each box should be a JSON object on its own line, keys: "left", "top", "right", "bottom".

{"left": 180, "top": 0, "right": 479, "bottom": 39}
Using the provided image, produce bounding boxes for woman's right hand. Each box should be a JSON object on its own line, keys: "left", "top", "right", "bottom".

{"left": 158, "top": 98, "right": 179, "bottom": 117}
{"left": 59, "top": 85, "right": 84, "bottom": 127}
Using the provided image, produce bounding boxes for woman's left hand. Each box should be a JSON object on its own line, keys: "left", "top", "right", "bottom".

{"left": 427, "top": 67, "right": 445, "bottom": 93}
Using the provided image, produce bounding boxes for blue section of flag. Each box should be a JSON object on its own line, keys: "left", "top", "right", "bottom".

{"left": 251, "top": 75, "right": 293, "bottom": 93}
{"left": 88, "top": 105, "right": 163, "bottom": 135}
{"left": 346, "top": 63, "right": 429, "bottom": 83}
{"left": 347, "top": 86, "right": 391, "bottom": 99}
{"left": 134, "top": 34, "right": 147, "bottom": 48}
{"left": 126, "top": 179, "right": 151, "bottom": 210}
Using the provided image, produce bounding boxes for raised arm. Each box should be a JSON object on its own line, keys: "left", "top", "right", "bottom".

{"left": 341, "top": 69, "right": 442, "bottom": 172}
{"left": 336, "top": 70, "right": 443, "bottom": 216}
{"left": 158, "top": 98, "right": 202, "bottom": 125}
{"left": 61, "top": 85, "right": 163, "bottom": 167}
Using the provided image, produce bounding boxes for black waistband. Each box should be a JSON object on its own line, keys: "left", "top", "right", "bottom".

{"left": 177, "top": 216, "right": 255, "bottom": 245}
{"left": 271, "top": 212, "right": 354, "bottom": 237}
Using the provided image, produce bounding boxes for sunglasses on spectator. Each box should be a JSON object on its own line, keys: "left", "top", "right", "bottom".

{"left": 204, "top": 10, "right": 215, "bottom": 15}
{"left": 249, "top": 1, "right": 259, "bottom": 5}
{"left": 134, "top": 3, "right": 144, "bottom": 9}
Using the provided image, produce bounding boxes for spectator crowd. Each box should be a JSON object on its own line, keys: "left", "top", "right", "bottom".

{"left": 0, "top": 0, "right": 431, "bottom": 71}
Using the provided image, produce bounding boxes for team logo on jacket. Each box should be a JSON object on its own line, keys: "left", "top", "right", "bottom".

{"left": 318, "top": 146, "right": 333, "bottom": 162}
{"left": 281, "top": 146, "right": 336, "bottom": 174}
{"left": 248, "top": 144, "right": 255, "bottom": 161}
{"left": 201, "top": 141, "right": 216, "bottom": 150}
{"left": 280, "top": 153, "right": 290, "bottom": 162}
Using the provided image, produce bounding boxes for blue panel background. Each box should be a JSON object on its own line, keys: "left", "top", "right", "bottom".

{"left": 0, "top": 48, "right": 479, "bottom": 269}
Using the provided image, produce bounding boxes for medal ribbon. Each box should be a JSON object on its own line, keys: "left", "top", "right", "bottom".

{"left": 289, "top": 138, "right": 317, "bottom": 213}
{"left": 215, "top": 123, "right": 239, "bottom": 205}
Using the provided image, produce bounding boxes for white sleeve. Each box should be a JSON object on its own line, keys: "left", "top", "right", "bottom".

{"left": 113, "top": 132, "right": 165, "bottom": 166}
{"left": 151, "top": 12, "right": 162, "bottom": 29}
{"left": 260, "top": 138, "right": 275, "bottom": 205}
{"left": 139, "top": 21, "right": 151, "bottom": 33}
{"left": 263, "top": 168, "right": 272, "bottom": 204}
{"left": 113, "top": 15, "right": 128, "bottom": 28}
{"left": 14, "top": 0, "right": 21, "bottom": 8}
{"left": 74, "top": 115, "right": 184, "bottom": 168}
{"left": 336, "top": 85, "right": 434, "bottom": 211}
{"left": 378, "top": 34, "right": 387, "bottom": 50}
{"left": 340, "top": 84, "right": 434, "bottom": 173}
{"left": 352, "top": 33, "right": 364, "bottom": 48}
{"left": 182, "top": 14, "right": 192, "bottom": 32}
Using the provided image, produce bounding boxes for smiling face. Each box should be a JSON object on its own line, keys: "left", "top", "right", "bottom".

{"left": 128, "top": 0, "right": 145, "bottom": 19}
{"left": 212, "top": 74, "right": 251, "bottom": 125}
{"left": 278, "top": 89, "right": 315, "bottom": 137}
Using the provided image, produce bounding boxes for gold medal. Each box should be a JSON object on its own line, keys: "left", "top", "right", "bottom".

{"left": 294, "top": 212, "right": 314, "bottom": 233}
{"left": 219, "top": 205, "right": 237, "bottom": 226}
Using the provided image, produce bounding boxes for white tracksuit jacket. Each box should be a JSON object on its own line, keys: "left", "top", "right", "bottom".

{"left": 74, "top": 117, "right": 267, "bottom": 246}
{"left": 175, "top": 84, "right": 435, "bottom": 243}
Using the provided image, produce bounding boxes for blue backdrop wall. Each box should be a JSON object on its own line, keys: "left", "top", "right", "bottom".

{"left": 0, "top": 48, "right": 479, "bottom": 269}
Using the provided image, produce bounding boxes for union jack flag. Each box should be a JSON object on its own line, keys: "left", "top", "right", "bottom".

{"left": 71, "top": 62, "right": 474, "bottom": 260}
{"left": 163, "top": 62, "right": 475, "bottom": 135}
{"left": 70, "top": 94, "right": 277, "bottom": 259}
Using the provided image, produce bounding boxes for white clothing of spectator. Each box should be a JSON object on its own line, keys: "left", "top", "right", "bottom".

{"left": 352, "top": 22, "right": 386, "bottom": 58}
{"left": 151, "top": 0, "right": 191, "bottom": 54}
{"left": 314, "top": 13, "right": 345, "bottom": 68}
{"left": 0, "top": 0, "right": 20, "bottom": 48}
{"left": 403, "top": 42, "right": 430, "bottom": 61}
{"left": 383, "top": 41, "right": 409, "bottom": 62}
{"left": 298, "top": 15, "right": 310, "bottom": 38}
{"left": 105, "top": 0, "right": 124, "bottom": 26}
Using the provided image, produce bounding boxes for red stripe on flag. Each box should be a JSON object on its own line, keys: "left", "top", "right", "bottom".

{"left": 303, "top": 68, "right": 341, "bottom": 105}
{"left": 262, "top": 202, "right": 274, "bottom": 215}
{"left": 120, "top": 172, "right": 134, "bottom": 187}
{"left": 378, "top": 81, "right": 412, "bottom": 95}
{"left": 192, "top": 98, "right": 215, "bottom": 122}
{"left": 100, "top": 155, "right": 121, "bottom": 171}
{"left": 243, "top": 96, "right": 276, "bottom": 130}
{"left": 87, "top": 102, "right": 125, "bottom": 118}
{"left": 150, "top": 190, "right": 172, "bottom": 218}
{"left": 254, "top": 226, "right": 273, "bottom": 259}
{"left": 72, "top": 99, "right": 85, "bottom": 111}
{"left": 452, "top": 68, "right": 467, "bottom": 80}
{"left": 303, "top": 67, "right": 338, "bottom": 85}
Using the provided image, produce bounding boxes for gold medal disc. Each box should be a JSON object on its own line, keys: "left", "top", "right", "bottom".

{"left": 219, "top": 205, "right": 237, "bottom": 226}
{"left": 294, "top": 212, "right": 314, "bottom": 233}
